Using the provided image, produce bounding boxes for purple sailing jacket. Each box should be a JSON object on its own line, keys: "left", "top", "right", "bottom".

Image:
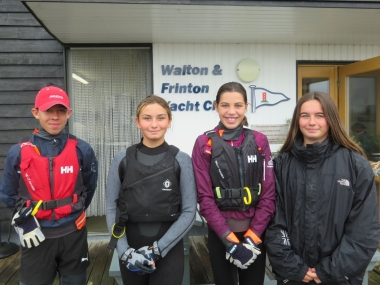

{"left": 192, "top": 126, "right": 275, "bottom": 238}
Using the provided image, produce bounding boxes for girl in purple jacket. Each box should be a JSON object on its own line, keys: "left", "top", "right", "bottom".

{"left": 192, "top": 82, "right": 275, "bottom": 285}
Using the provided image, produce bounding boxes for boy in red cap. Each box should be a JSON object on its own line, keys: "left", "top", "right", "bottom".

{"left": 0, "top": 86, "right": 98, "bottom": 285}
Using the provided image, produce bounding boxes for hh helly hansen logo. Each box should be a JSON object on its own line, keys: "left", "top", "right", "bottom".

{"left": 337, "top": 179, "right": 350, "bottom": 186}
{"left": 247, "top": 155, "right": 257, "bottom": 163}
{"left": 61, "top": 166, "right": 73, "bottom": 174}
{"left": 162, "top": 179, "right": 172, "bottom": 191}
{"left": 281, "top": 230, "right": 291, "bottom": 246}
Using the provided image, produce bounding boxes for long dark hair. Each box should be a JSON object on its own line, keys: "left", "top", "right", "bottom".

{"left": 215, "top": 82, "right": 248, "bottom": 126}
{"left": 280, "top": 92, "right": 365, "bottom": 156}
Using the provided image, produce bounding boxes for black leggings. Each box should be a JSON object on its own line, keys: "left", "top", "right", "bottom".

{"left": 119, "top": 222, "right": 184, "bottom": 285}
{"left": 208, "top": 228, "right": 266, "bottom": 285}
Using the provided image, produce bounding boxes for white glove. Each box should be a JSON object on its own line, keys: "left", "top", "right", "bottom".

{"left": 12, "top": 207, "right": 45, "bottom": 248}
{"left": 226, "top": 242, "right": 261, "bottom": 269}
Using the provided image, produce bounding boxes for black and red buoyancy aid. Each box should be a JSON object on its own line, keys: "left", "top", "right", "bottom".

{"left": 18, "top": 136, "right": 86, "bottom": 220}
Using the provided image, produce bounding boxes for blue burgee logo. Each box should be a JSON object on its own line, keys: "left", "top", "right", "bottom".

{"left": 249, "top": 85, "right": 290, "bottom": 113}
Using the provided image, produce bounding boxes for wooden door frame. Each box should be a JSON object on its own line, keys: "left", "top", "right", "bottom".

{"left": 338, "top": 56, "right": 380, "bottom": 129}
{"left": 297, "top": 65, "right": 339, "bottom": 105}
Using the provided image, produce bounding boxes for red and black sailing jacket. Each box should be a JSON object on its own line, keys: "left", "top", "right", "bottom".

{"left": 18, "top": 136, "right": 86, "bottom": 220}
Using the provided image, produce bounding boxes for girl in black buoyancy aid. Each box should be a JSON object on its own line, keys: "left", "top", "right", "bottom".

{"left": 106, "top": 95, "right": 197, "bottom": 285}
{"left": 265, "top": 92, "right": 379, "bottom": 285}
{"left": 192, "top": 82, "right": 276, "bottom": 285}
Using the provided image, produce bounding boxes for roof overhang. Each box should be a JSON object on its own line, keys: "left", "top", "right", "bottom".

{"left": 23, "top": 1, "right": 380, "bottom": 45}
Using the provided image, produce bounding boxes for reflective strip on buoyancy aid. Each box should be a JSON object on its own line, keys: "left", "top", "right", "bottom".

{"left": 206, "top": 128, "right": 263, "bottom": 211}
{"left": 108, "top": 144, "right": 181, "bottom": 249}
{"left": 18, "top": 136, "right": 86, "bottom": 220}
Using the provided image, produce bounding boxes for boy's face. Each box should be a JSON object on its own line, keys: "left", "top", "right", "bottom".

{"left": 31, "top": 104, "right": 72, "bottom": 135}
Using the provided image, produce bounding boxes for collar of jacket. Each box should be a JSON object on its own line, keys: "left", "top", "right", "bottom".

{"left": 291, "top": 137, "right": 339, "bottom": 164}
{"left": 217, "top": 122, "right": 243, "bottom": 141}
{"left": 35, "top": 128, "right": 67, "bottom": 140}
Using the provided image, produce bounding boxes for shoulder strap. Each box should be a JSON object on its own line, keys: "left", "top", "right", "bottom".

{"left": 167, "top": 145, "right": 179, "bottom": 157}
{"left": 118, "top": 156, "right": 127, "bottom": 183}
{"left": 68, "top": 133, "right": 77, "bottom": 140}
{"left": 168, "top": 145, "right": 181, "bottom": 178}
{"left": 20, "top": 137, "right": 30, "bottom": 143}
{"left": 205, "top": 129, "right": 217, "bottom": 138}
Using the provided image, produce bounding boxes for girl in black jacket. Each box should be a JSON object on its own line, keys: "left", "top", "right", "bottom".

{"left": 265, "top": 92, "right": 379, "bottom": 285}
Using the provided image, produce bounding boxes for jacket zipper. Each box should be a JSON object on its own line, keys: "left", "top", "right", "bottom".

{"left": 262, "top": 153, "right": 266, "bottom": 181}
{"left": 236, "top": 148, "right": 245, "bottom": 188}
{"left": 53, "top": 139, "right": 56, "bottom": 155}
{"left": 49, "top": 157, "right": 55, "bottom": 220}
{"left": 125, "top": 166, "right": 174, "bottom": 189}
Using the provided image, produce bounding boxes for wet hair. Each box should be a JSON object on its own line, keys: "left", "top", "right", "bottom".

{"left": 215, "top": 82, "right": 248, "bottom": 126}
{"left": 136, "top": 95, "right": 172, "bottom": 120}
{"left": 280, "top": 92, "right": 366, "bottom": 156}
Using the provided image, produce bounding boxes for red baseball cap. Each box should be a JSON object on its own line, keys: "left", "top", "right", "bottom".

{"left": 35, "top": 86, "right": 71, "bottom": 111}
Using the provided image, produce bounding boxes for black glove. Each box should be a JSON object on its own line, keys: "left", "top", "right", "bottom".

{"left": 120, "top": 248, "right": 156, "bottom": 274}
{"left": 225, "top": 242, "right": 261, "bottom": 269}
{"left": 136, "top": 241, "right": 161, "bottom": 263}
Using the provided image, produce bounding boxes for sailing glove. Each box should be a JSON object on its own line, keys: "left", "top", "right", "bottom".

{"left": 223, "top": 231, "right": 261, "bottom": 269}
{"left": 11, "top": 207, "right": 45, "bottom": 248}
{"left": 136, "top": 241, "right": 161, "bottom": 263}
{"left": 120, "top": 248, "right": 156, "bottom": 274}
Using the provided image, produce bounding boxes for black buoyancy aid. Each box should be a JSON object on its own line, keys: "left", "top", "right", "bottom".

{"left": 18, "top": 135, "right": 86, "bottom": 220}
{"left": 206, "top": 128, "right": 263, "bottom": 211}
{"left": 118, "top": 144, "right": 181, "bottom": 223}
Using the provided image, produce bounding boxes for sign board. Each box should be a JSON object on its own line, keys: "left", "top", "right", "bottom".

{"left": 251, "top": 124, "right": 290, "bottom": 144}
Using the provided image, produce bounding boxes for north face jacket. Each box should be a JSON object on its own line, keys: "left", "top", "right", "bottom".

{"left": 265, "top": 138, "right": 379, "bottom": 285}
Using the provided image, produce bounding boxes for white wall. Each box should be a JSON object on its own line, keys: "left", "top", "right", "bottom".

{"left": 153, "top": 43, "right": 380, "bottom": 155}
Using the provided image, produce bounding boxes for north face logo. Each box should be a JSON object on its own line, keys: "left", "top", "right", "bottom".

{"left": 337, "top": 179, "right": 350, "bottom": 186}
{"left": 61, "top": 166, "right": 73, "bottom": 174}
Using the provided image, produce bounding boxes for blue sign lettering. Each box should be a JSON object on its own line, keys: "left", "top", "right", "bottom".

{"left": 168, "top": 100, "right": 214, "bottom": 112}
{"left": 162, "top": 83, "right": 209, "bottom": 94}
{"left": 161, "top": 65, "right": 209, "bottom": 76}
{"left": 203, "top": 100, "right": 215, "bottom": 111}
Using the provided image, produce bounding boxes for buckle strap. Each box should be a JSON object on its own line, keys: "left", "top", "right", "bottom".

{"left": 108, "top": 217, "right": 128, "bottom": 250}
{"left": 215, "top": 186, "right": 261, "bottom": 199}
{"left": 31, "top": 196, "right": 74, "bottom": 210}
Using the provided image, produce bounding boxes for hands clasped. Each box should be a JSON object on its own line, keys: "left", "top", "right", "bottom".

{"left": 302, "top": 268, "right": 322, "bottom": 283}
{"left": 121, "top": 241, "right": 161, "bottom": 275}
{"left": 225, "top": 241, "right": 261, "bottom": 269}
{"left": 120, "top": 248, "right": 156, "bottom": 274}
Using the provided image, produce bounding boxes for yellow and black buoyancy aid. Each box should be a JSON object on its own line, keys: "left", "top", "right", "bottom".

{"left": 206, "top": 128, "right": 263, "bottom": 211}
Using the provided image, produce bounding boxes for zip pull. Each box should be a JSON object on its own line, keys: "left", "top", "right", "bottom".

{"left": 53, "top": 139, "right": 56, "bottom": 152}
{"left": 49, "top": 157, "right": 53, "bottom": 171}
{"left": 262, "top": 153, "right": 266, "bottom": 181}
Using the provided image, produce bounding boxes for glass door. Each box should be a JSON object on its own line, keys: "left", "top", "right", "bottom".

{"left": 297, "top": 65, "right": 338, "bottom": 104}
{"left": 339, "top": 56, "right": 380, "bottom": 161}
